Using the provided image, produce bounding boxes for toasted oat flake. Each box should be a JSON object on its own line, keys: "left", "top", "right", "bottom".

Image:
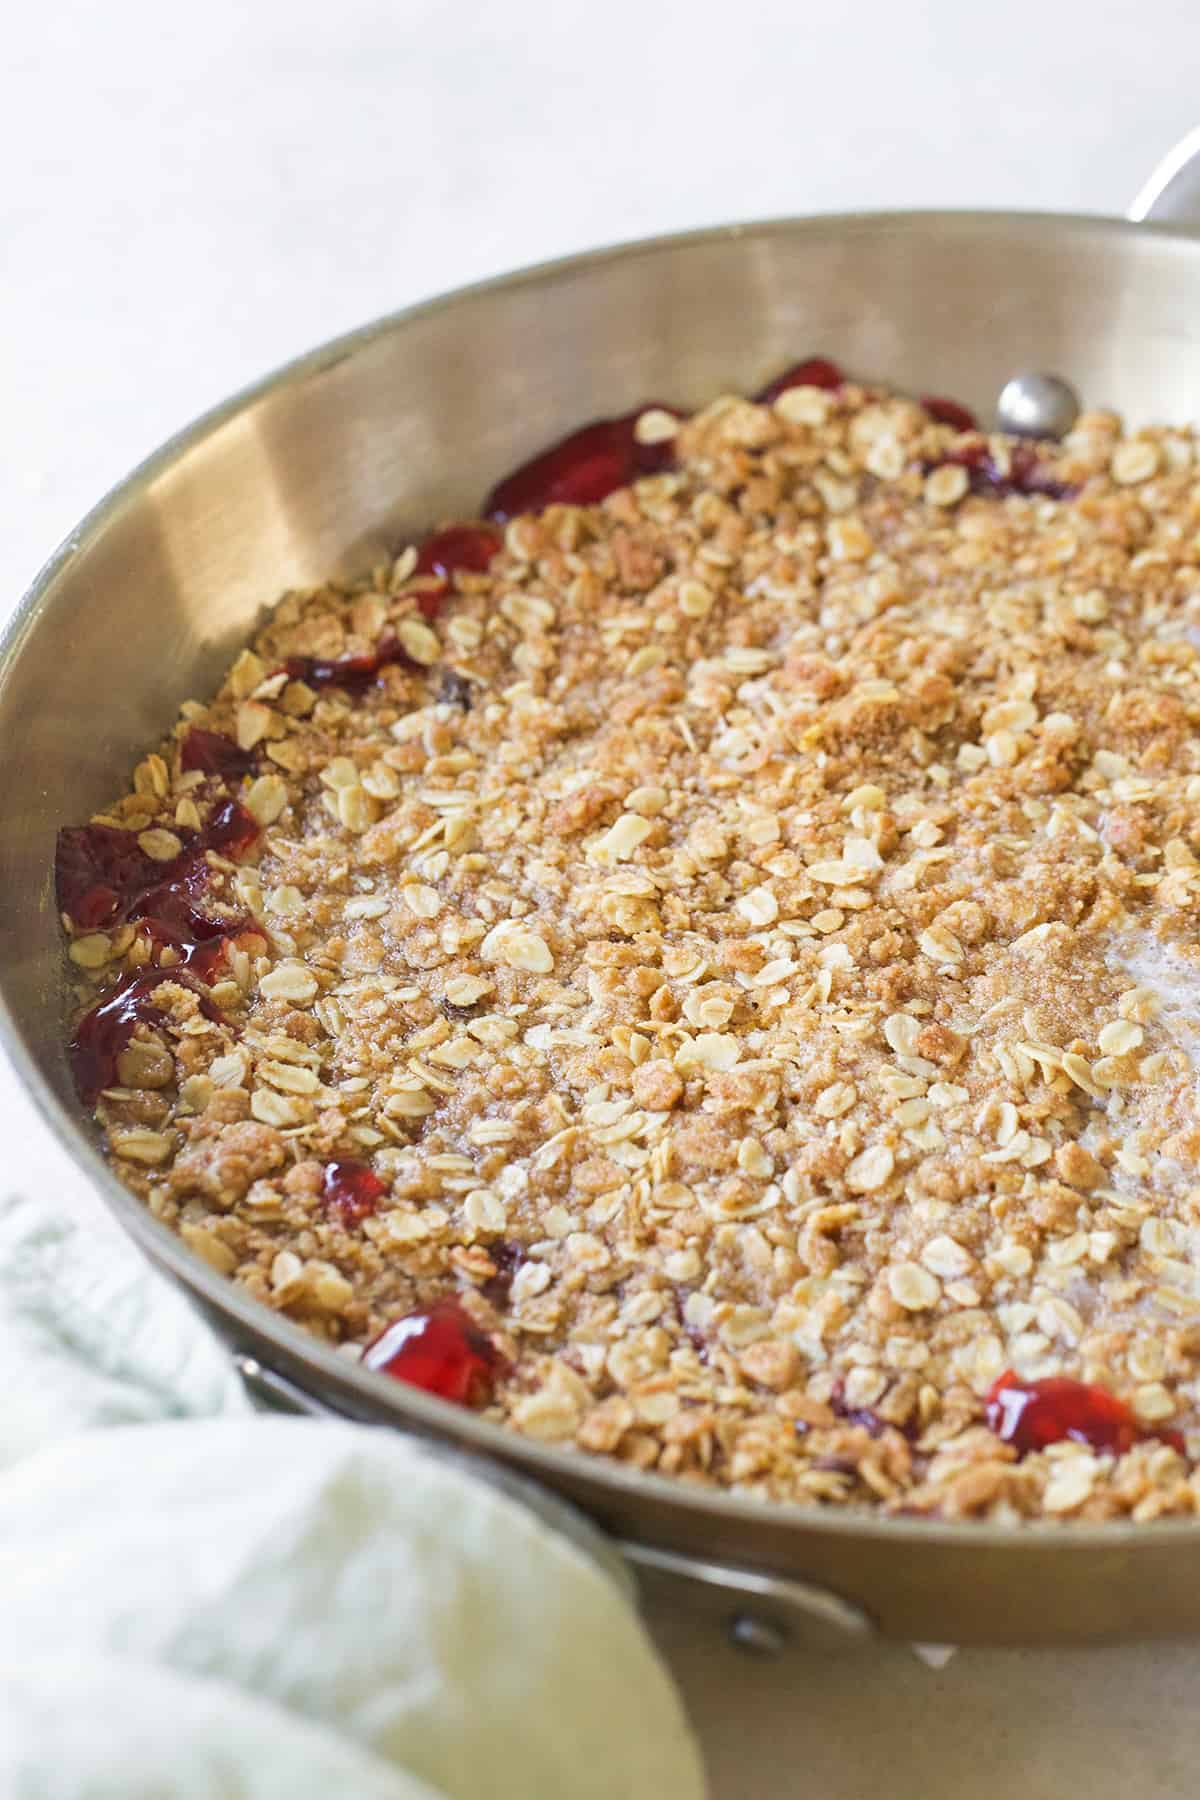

{"left": 675, "top": 1032, "right": 740, "bottom": 1073}
{"left": 846, "top": 1144, "right": 894, "bottom": 1193}
{"left": 320, "top": 757, "right": 359, "bottom": 792}
{"left": 1111, "top": 440, "right": 1160, "bottom": 486}
{"left": 244, "top": 775, "right": 288, "bottom": 825}
{"left": 918, "top": 926, "right": 964, "bottom": 966}
{"left": 924, "top": 464, "right": 969, "bottom": 507}
{"left": 1043, "top": 1461, "right": 1098, "bottom": 1514}
{"left": 267, "top": 884, "right": 304, "bottom": 916}
{"left": 501, "top": 931, "right": 553, "bottom": 974}
{"left": 236, "top": 701, "right": 274, "bottom": 751}
{"left": 445, "top": 975, "right": 493, "bottom": 1007}
{"left": 68, "top": 933, "right": 113, "bottom": 970}
{"left": 259, "top": 962, "right": 319, "bottom": 1005}
{"left": 826, "top": 518, "right": 872, "bottom": 562}
{"left": 815, "top": 1080, "right": 858, "bottom": 1118}
{"left": 397, "top": 618, "right": 441, "bottom": 664}
{"left": 888, "top": 1262, "right": 941, "bottom": 1311}
{"left": 402, "top": 883, "right": 442, "bottom": 919}
{"left": 625, "top": 784, "right": 668, "bottom": 816}
{"left": 137, "top": 828, "right": 184, "bottom": 862}
{"left": 180, "top": 1223, "right": 237, "bottom": 1275}
{"left": 634, "top": 407, "right": 679, "bottom": 446}
{"left": 736, "top": 888, "right": 779, "bottom": 926}
{"left": 677, "top": 580, "right": 714, "bottom": 618}
{"left": 109, "top": 1127, "right": 173, "bottom": 1167}
{"left": 588, "top": 813, "right": 653, "bottom": 865}
{"left": 337, "top": 786, "right": 377, "bottom": 833}
{"left": 774, "top": 385, "right": 832, "bottom": 426}
{"left": 920, "top": 1235, "right": 972, "bottom": 1279}
{"left": 1097, "top": 1019, "right": 1144, "bottom": 1057}
{"left": 883, "top": 1013, "right": 921, "bottom": 1057}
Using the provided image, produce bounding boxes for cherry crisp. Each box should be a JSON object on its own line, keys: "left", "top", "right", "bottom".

{"left": 57, "top": 363, "right": 1200, "bottom": 1522}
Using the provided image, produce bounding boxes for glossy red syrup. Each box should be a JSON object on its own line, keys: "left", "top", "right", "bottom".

{"left": 986, "top": 1370, "right": 1185, "bottom": 1457}
{"left": 321, "top": 1158, "right": 386, "bottom": 1226}
{"left": 56, "top": 824, "right": 159, "bottom": 932}
{"left": 70, "top": 967, "right": 224, "bottom": 1103}
{"left": 754, "top": 358, "right": 844, "bottom": 404}
{"left": 162, "top": 928, "right": 244, "bottom": 984}
{"left": 137, "top": 804, "right": 258, "bottom": 974}
{"left": 921, "top": 394, "right": 978, "bottom": 432}
{"left": 198, "top": 796, "right": 259, "bottom": 856}
{"left": 56, "top": 802, "right": 259, "bottom": 938}
{"left": 473, "top": 363, "right": 1056, "bottom": 540}
{"left": 939, "top": 440, "right": 1075, "bottom": 500}
{"left": 408, "top": 524, "right": 504, "bottom": 620}
{"left": 131, "top": 862, "right": 239, "bottom": 964}
{"left": 59, "top": 801, "right": 260, "bottom": 1100}
{"left": 483, "top": 407, "right": 682, "bottom": 520}
{"left": 362, "top": 1301, "right": 508, "bottom": 1405}
{"left": 280, "top": 634, "right": 414, "bottom": 693}
{"left": 179, "top": 728, "right": 258, "bottom": 780}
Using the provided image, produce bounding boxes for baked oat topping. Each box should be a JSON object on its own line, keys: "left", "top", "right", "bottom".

{"left": 56, "top": 362, "right": 1200, "bottom": 1523}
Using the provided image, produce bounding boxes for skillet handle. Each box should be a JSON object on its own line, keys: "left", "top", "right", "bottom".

{"left": 1129, "top": 127, "right": 1200, "bottom": 224}
{"left": 235, "top": 1351, "right": 872, "bottom": 1655}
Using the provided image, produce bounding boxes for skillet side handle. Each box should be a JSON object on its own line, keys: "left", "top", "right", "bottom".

{"left": 235, "top": 1352, "right": 634, "bottom": 1595}
{"left": 235, "top": 1352, "right": 873, "bottom": 1654}
{"left": 1129, "top": 126, "right": 1200, "bottom": 224}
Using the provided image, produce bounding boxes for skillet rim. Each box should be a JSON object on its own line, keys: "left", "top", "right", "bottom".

{"left": 6, "top": 204, "right": 1200, "bottom": 1556}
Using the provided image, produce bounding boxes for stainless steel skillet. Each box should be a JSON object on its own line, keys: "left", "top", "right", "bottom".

{"left": 4, "top": 138, "right": 1200, "bottom": 1654}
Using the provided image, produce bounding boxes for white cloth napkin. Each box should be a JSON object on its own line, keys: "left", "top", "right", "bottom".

{"left": 0, "top": 1190, "right": 251, "bottom": 1466}
{"left": 0, "top": 1192, "right": 707, "bottom": 1800}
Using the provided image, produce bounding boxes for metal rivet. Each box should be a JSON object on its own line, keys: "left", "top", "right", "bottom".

{"left": 996, "top": 372, "right": 1080, "bottom": 440}
{"left": 728, "top": 1612, "right": 789, "bottom": 1657}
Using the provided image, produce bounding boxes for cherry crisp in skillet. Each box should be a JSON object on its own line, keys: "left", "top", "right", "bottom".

{"left": 56, "top": 360, "right": 1200, "bottom": 1521}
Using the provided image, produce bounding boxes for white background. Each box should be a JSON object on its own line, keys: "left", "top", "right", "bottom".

{"left": 5, "top": 0, "right": 1198, "bottom": 596}
{"left": 4, "top": 3, "right": 1200, "bottom": 1793}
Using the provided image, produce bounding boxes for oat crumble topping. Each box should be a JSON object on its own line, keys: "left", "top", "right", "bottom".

{"left": 58, "top": 373, "right": 1200, "bottom": 1523}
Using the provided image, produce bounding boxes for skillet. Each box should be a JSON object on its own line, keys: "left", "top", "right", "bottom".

{"left": 4, "top": 135, "right": 1200, "bottom": 1651}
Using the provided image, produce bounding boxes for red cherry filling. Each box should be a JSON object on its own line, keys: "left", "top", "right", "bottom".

{"left": 362, "top": 1301, "right": 508, "bottom": 1406}
{"left": 409, "top": 524, "right": 504, "bottom": 620}
{"left": 414, "top": 524, "right": 503, "bottom": 582}
{"left": 203, "top": 797, "right": 259, "bottom": 857}
{"left": 986, "top": 1370, "right": 1185, "bottom": 1458}
{"left": 56, "top": 824, "right": 158, "bottom": 932}
{"left": 754, "top": 358, "right": 845, "bottom": 404}
{"left": 275, "top": 527, "right": 502, "bottom": 666}
{"left": 483, "top": 407, "right": 682, "bottom": 521}
{"left": 322, "top": 1158, "right": 386, "bottom": 1226}
{"left": 936, "top": 440, "right": 1075, "bottom": 500}
{"left": 279, "top": 633, "right": 416, "bottom": 694}
{"left": 921, "top": 394, "right": 978, "bottom": 432}
{"left": 480, "top": 1238, "right": 523, "bottom": 1305}
{"left": 59, "top": 802, "right": 261, "bottom": 1101}
{"left": 133, "top": 856, "right": 238, "bottom": 951}
{"left": 179, "top": 728, "right": 258, "bottom": 780}
{"left": 70, "top": 967, "right": 224, "bottom": 1104}
{"left": 56, "top": 803, "right": 259, "bottom": 939}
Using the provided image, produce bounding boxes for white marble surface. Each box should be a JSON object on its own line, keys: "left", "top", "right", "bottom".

{"left": 5, "top": 3, "right": 1200, "bottom": 1793}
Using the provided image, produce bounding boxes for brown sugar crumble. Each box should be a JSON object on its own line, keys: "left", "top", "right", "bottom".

{"left": 56, "top": 370, "right": 1200, "bottom": 1523}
